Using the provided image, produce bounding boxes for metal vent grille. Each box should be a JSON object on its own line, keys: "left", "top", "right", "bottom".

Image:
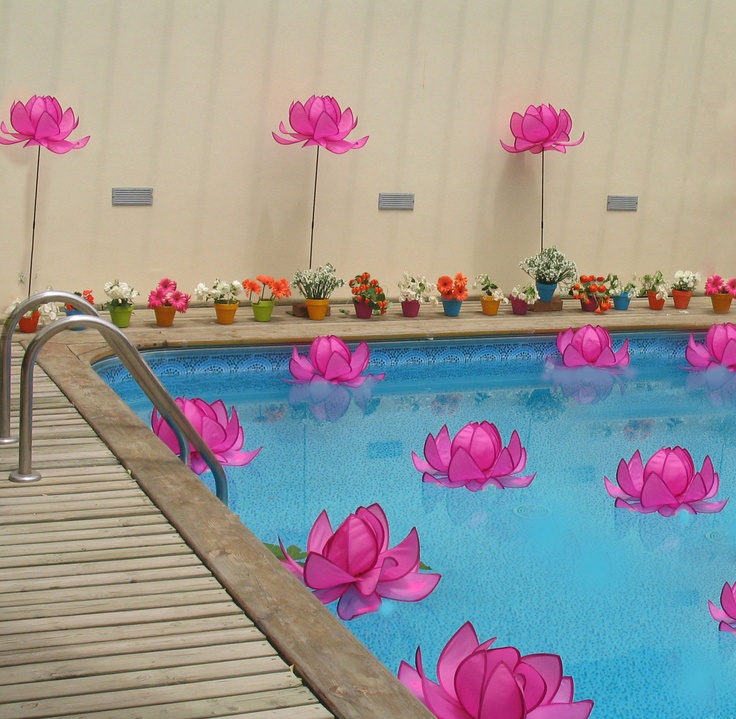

{"left": 112, "top": 187, "right": 153, "bottom": 206}
{"left": 607, "top": 195, "right": 638, "bottom": 211}
{"left": 378, "top": 193, "right": 414, "bottom": 210}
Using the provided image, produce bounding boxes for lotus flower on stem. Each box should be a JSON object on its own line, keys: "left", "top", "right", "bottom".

{"left": 151, "top": 397, "right": 261, "bottom": 475}
{"left": 686, "top": 324, "right": 736, "bottom": 371}
{"left": 553, "top": 325, "right": 629, "bottom": 368}
{"left": 0, "top": 95, "right": 90, "bottom": 297}
{"left": 279, "top": 503, "right": 440, "bottom": 621}
{"left": 708, "top": 582, "right": 736, "bottom": 633}
{"left": 398, "top": 621, "right": 594, "bottom": 719}
{"left": 604, "top": 447, "right": 728, "bottom": 516}
{"left": 412, "top": 422, "right": 535, "bottom": 491}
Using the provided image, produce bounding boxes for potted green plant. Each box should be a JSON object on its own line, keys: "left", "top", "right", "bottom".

{"left": 474, "top": 274, "right": 508, "bottom": 316}
{"left": 509, "top": 284, "right": 540, "bottom": 315}
{"left": 638, "top": 271, "right": 669, "bottom": 310}
{"left": 193, "top": 279, "right": 243, "bottom": 324}
{"left": 292, "top": 263, "right": 345, "bottom": 320}
{"left": 397, "top": 272, "right": 437, "bottom": 317}
{"left": 671, "top": 270, "right": 700, "bottom": 310}
{"left": 519, "top": 246, "right": 577, "bottom": 302}
{"left": 242, "top": 276, "right": 291, "bottom": 322}
{"left": 608, "top": 275, "right": 637, "bottom": 311}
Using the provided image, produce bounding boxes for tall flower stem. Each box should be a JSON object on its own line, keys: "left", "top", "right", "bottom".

{"left": 27, "top": 146, "right": 41, "bottom": 298}
{"left": 309, "top": 146, "right": 320, "bottom": 270}
{"left": 540, "top": 150, "right": 545, "bottom": 254}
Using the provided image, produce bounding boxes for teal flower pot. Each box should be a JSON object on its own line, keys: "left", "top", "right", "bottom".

{"left": 441, "top": 299, "right": 463, "bottom": 317}
{"left": 536, "top": 281, "right": 557, "bottom": 303}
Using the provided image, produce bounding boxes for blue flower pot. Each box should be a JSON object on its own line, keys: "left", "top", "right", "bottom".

{"left": 536, "top": 281, "right": 557, "bottom": 303}
{"left": 441, "top": 299, "right": 463, "bottom": 317}
{"left": 613, "top": 294, "right": 631, "bottom": 311}
{"left": 65, "top": 307, "right": 86, "bottom": 330}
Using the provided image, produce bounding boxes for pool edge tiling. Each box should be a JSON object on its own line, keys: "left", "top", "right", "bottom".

{"left": 19, "top": 298, "right": 725, "bottom": 718}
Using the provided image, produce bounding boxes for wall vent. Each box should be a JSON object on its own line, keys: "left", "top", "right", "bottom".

{"left": 112, "top": 187, "right": 153, "bottom": 206}
{"left": 607, "top": 195, "right": 638, "bottom": 211}
{"left": 378, "top": 192, "right": 414, "bottom": 210}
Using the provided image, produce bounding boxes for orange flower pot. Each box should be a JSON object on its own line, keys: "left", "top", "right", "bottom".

{"left": 214, "top": 302, "right": 239, "bottom": 324}
{"left": 647, "top": 291, "right": 665, "bottom": 311}
{"left": 154, "top": 305, "right": 177, "bottom": 327}
{"left": 480, "top": 296, "right": 501, "bottom": 316}
{"left": 671, "top": 289, "right": 692, "bottom": 310}
{"left": 710, "top": 293, "right": 733, "bottom": 314}
{"left": 305, "top": 299, "right": 330, "bottom": 320}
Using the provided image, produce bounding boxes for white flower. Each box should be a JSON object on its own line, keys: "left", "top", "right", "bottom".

{"left": 673, "top": 270, "right": 701, "bottom": 292}
{"left": 194, "top": 279, "right": 242, "bottom": 303}
{"left": 397, "top": 272, "right": 437, "bottom": 303}
{"left": 104, "top": 279, "right": 139, "bottom": 307}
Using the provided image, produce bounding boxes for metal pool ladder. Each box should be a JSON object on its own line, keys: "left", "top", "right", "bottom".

{"left": 1, "top": 291, "right": 228, "bottom": 504}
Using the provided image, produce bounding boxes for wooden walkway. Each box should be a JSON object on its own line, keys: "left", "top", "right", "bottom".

{"left": 0, "top": 343, "right": 334, "bottom": 719}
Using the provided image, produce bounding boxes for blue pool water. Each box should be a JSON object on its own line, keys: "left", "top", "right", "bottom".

{"left": 96, "top": 332, "right": 736, "bottom": 718}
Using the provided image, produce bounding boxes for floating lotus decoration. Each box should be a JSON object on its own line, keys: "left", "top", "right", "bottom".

{"left": 151, "top": 397, "right": 261, "bottom": 475}
{"left": 273, "top": 95, "right": 368, "bottom": 267}
{"left": 279, "top": 503, "right": 440, "bottom": 621}
{"left": 552, "top": 325, "right": 630, "bottom": 368}
{"left": 288, "top": 335, "right": 384, "bottom": 387}
{"left": 0, "top": 95, "right": 90, "bottom": 296}
{"left": 544, "top": 365, "right": 623, "bottom": 405}
{"left": 709, "top": 582, "right": 736, "bottom": 633}
{"left": 288, "top": 374, "right": 381, "bottom": 422}
{"left": 500, "top": 103, "right": 583, "bottom": 252}
{"left": 686, "top": 324, "right": 736, "bottom": 371}
{"left": 412, "top": 422, "right": 535, "bottom": 491}
{"left": 398, "top": 621, "right": 594, "bottom": 719}
{"left": 604, "top": 447, "right": 728, "bottom": 516}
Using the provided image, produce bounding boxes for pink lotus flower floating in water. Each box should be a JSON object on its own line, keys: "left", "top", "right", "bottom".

{"left": 604, "top": 447, "right": 728, "bottom": 516}
{"left": 412, "top": 422, "right": 535, "bottom": 492}
{"left": 686, "top": 323, "right": 736, "bottom": 370}
{"left": 280, "top": 503, "right": 440, "bottom": 621}
{"left": 709, "top": 582, "right": 736, "bottom": 633}
{"left": 288, "top": 335, "right": 385, "bottom": 387}
{"left": 151, "top": 398, "right": 261, "bottom": 475}
{"left": 273, "top": 95, "right": 369, "bottom": 155}
{"left": 553, "top": 325, "right": 629, "bottom": 368}
{"left": 0, "top": 95, "right": 90, "bottom": 153}
{"left": 500, "top": 104, "right": 584, "bottom": 155}
{"left": 398, "top": 621, "right": 594, "bottom": 719}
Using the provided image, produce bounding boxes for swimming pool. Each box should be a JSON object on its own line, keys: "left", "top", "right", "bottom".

{"left": 96, "top": 331, "right": 736, "bottom": 719}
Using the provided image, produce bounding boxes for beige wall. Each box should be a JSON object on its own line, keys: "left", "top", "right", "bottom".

{"left": 1, "top": 0, "right": 735, "bottom": 305}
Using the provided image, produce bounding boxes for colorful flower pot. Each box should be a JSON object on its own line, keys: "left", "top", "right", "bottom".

{"left": 154, "top": 305, "right": 177, "bottom": 327}
{"left": 401, "top": 299, "right": 421, "bottom": 317}
{"left": 711, "top": 293, "right": 733, "bottom": 314}
{"left": 251, "top": 300, "right": 275, "bottom": 322}
{"left": 647, "top": 291, "right": 665, "bottom": 311}
{"left": 480, "top": 296, "right": 501, "bottom": 316}
{"left": 354, "top": 300, "right": 373, "bottom": 319}
{"left": 64, "top": 307, "right": 86, "bottom": 330}
{"left": 214, "top": 302, "right": 239, "bottom": 325}
{"left": 510, "top": 297, "right": 529, "bottom": 315}
{"left": 109, "top": 305, "right": 133, "bottom": 328}
{"left": 17, "top": 310, "right": 40, "bottom": 333}
{"left": 536, "top": 281, "right": 557, "bottom": 303}
{"left": 441, "top": 299, "right": 463, "bottom": 317}
{"left": 613, "top": 294, "right": 631, "bottom": 311}
{"left": 671, "top": 289, "right": 692, "bottom": 310}
{"left": 305, "top": 298, "right": 330, "bottom": 320}
{"left": 580, "top": 297, "right": 598, "bottom": 312}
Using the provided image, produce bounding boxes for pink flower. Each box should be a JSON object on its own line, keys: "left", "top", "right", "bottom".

{"left": 288, "top": 336, "right": 384, "bottom": 387}
{"left": 553, "top": 325, "right": 629, "bottom": 368}
{"left": 147, "top": 278, "right": 190, "bottom": 312}
{"left": 147, "top": 286, "right": 167, "bottom": 308}
{"left": 273, "top": 95, "right": 369, "bottom": 154}
{"left": 398, "top": 621, "right": 594, "bottom": 719}
{"left": 0, "top": 95, "right": 90, "bottom": 154}
{"left": 500, "top": 104, "right": 584, "bottom": 154}
{"left": 412, "top": 422, "right": 535, "bottom": 491}
{"left": 604, "top": 447, "right": 728, "bottom": 516}
{"left": 686, "top": 323, "right": 736, "bottom": 370}
{"left": 708, "top": 582, "right": 736, "bottom": 633}
{"left": 170, "top": 290, "right": 190, "bottom": 313}
{"left": 151, "top": 397, "right": 261, "bottom": 475}
{"left": 158, "top": 277, "right": 177, "bottom": 293}
{"left": 279, "top": 503, "right": 440, "bottom": 621}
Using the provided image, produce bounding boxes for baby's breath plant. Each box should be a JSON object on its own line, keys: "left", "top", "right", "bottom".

{"left": 519, "top": 246, "right": 577, "bottom": 285}
{"left": 293, "top": 263, "right": 345, "bottom": 299}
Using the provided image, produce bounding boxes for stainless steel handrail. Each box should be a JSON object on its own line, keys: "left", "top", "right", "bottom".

{"left": 1, "top": 290, "right": 101, "bottom": 445}
{"left": 6, "top": 314, "right": 229, "bottom": 504}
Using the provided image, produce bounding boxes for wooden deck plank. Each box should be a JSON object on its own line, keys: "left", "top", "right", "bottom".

{"left": 0, "top": 513, "right": 168, "bottom": 536}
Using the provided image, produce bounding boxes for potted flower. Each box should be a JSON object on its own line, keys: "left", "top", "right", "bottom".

{"left": 292, "top": 263, "right": 345, "bottom": 320}
{"left": 5, "top": 298, "right": 60, "bottom": 333}
{"left": 397, "top": 272, "right": 437, "bottom": 317}
{"left": 242, "top": 275, "right": 291, "bottom": 322}
{"left": 64, "top": 289, "right": 95, "bottom": 330}
{"left": 348, "top": 272, "right": 388, "bottom": 319}
{"left": 104, "top": 280, "right": 139, "bottom": 328}
{"left": 638, "top": 271, "right": 669, "bottom": 310}
{"left": 147, "top": 278, "right": 191, "bottom": 327}
{"left": 671, "top": 270, "right": 700, "bottom": 310}
{"left": 437, "top": 273, "right": 469, "bottom": 316}
{"left": 571, "top": 275, "right": 611, "bottom": 313}
{"left": 704, "top": 274, "right": 736, "bottom": 314}
{"left": 519, "top": 246, "right": 577, "bottom": 302}
{"left": 509, "top": 284, "right": 540, "bottom": 315}
{"left": 608, "top": 275, "right": 637, "bottom": 310}
{"left": 193, "top": 279, "right": 242, "bottom": 324}
{"left": 474, "top": 274, "right": 508, "bottom": 316}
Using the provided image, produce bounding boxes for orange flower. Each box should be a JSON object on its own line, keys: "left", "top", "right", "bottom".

{"left": 437, "top": 275, "right": 454, "bottom": 297}
{"left": 271, "top": 278, "right": 291, "bottom": 299}
{"left": 257, "top": 274, "right": 274, "bottom": 285}
{"left": 243, "top": 278, "right": 262, "bottom": 295}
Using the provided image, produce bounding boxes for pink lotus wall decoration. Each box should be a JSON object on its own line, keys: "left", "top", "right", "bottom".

{"left": 553, "top": 325, "right": 630, "bottom": 368}
{"left": 708, "top": 582, "right": 736, "bottom": 633}
{"left": 398, "top": 621, "right": 594, "bottom": 719}
{"left": 279, "top": 503, "right": 440, "bottom": 621}
{"left": 412, "top": 422, "right": 535, "bottom": 491}
{"left": 0, "top": 95, "right": 90, "bottom": 297}
{"left": 500, "top": 104, "right": 583, "bottom": 252}
{"left": 604, "top": 447, "right": 728, "bottom": 516}
{"left": 273, "top": 95, "right": 368, "bottom": 268}
{"left": 686, "top": 324, "right": 736, "bottom": 371}
{"left": 151, "top": 397, "right": 261, "bottom": 475}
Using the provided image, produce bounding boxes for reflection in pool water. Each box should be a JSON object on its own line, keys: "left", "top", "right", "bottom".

{"left": 96, "top": 332, "right": 736, "bottom": 719}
